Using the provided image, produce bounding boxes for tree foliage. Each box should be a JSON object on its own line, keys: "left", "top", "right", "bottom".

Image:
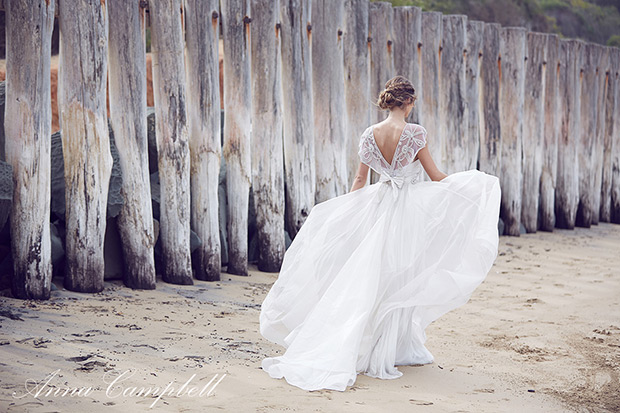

{"left": 372, "top": 0, "right": 620, "bottom": 46}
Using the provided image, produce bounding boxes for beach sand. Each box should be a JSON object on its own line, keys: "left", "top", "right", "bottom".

{"left": 1, "top": 223, "right": 619, "bottom": 412}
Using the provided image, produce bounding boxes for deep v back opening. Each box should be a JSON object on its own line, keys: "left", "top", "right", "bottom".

{"left": 370, "top": 123, "right": 408, "bottom": 168}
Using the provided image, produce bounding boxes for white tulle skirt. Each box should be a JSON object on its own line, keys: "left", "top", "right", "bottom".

{"left": 259, "top": 169, "right": 501, "bottom": 391}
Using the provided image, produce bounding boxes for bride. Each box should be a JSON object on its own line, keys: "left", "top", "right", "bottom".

{"left": 259, "top": 75, "right": 501, "bottom": 392}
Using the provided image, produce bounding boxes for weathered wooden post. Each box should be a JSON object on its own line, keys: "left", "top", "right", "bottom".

{"left": 555, "top": 39, "right": 584, "bottom": 229}
{"left": 440, "top": 15, "right": 468, "bottom": 174}
{"left": 58, "top": 0, "right": 113, "bottom": 292}
{"left": 369, "top": 1, "right": 395, "bottom": 126}
{"left": 185, "top": 0, "right": 222, "bottom": 281}
{"left": 5, "top": 0, "right": 54, "bottom": 299}
{"left": 368, "top": 2, "right": 395, "bottom": 184}
{"left": 465, "top": 20, "right": 484, "bottom": 171}
{"left": 312, "top": 0, "right": 347, "bottom": 202}
{"left": 108, "top": 0, "right": 156, "bottom": 290}
{"left": 611, "top": 48, "right": 620, "bottom": 224}
{"left": 420, "top": 12, "right": 443, "bottom": 173}
{"left": 343, "top": 0, "right": 370, "bottom": 186}
{"left": 601, "top": 46, "right": 616, "bottom": 222}
{"left": 521, "top": 32, "right": 546, "bottom": 233}
{"left": 150, "top": 0, "right": 193, "bottom": 284}
{"left": 479, "top": 22, "right": 502, "bottom": 178}
{"left": 221, "top": 0, "right": 252, "bottom": 275}
{"left": 539, "top": 34, "right": 560, "bottom": 231}
{"left": 498, "top": 27, "right": 526, "bottom": 236}
{"left": 576, "top": 42, "right": 600, "bottom": 228}
{"left": 250, "top": 0, "right": 285, "bottom": 272}
{"left": 393, "top": 6, "right": 422, "bottom": 124}
{"left": 280, "top": 0, "right": 315, "bottom": 238}
{"left": 592, "top": 45, "right": 609, "bottom": 224}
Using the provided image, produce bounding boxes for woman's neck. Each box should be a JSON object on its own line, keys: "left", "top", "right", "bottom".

{"left": 386, "top": 110, "right": 407, "bottom": 123}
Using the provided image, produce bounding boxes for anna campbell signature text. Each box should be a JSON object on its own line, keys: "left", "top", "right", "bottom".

{"left": 12, "top": 369, "right": 226, "bottom": 408}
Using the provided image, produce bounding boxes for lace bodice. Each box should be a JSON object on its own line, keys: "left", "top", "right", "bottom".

{"left": 358, "top": 122, "right": 427, "bottom": 185}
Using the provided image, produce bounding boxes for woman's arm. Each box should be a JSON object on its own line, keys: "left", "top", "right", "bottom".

{"left": 416, "top": 146, "right": 448, "bottom": 181}
{"left": 350, "top": 162, "right": 370, "bottom": 192}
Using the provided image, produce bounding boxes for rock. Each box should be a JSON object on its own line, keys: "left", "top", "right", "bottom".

{"left": 247, "top": 184, "right": 258, "bottom": 263}
{"left": 50, "top": 221, "right": 64, "bottom": 267}
{"left": 0, "top": 82, "right": 5, "bottom": 161}
{"left": 152, "top": 219, "right": 160, "bottom": 245}
{"left": 284, "top": 229, "right": 292, "bottom": 250}
{"left": 519, "top": 222, "right": 526, "bottom": 235}
{"left": 248, "top": 232, "right": 258, "bottom": 263}
{"left": 50, "top": 131, "right": 65, "bottom": 221}
{"left": 0, "top": 161, "right": 13, "bottom": 234}
{"left": 51, "top": 219, "right": 65, "bottom": 279}
{"left": 146, "top": 107, "right": 158, "bottom": 174}
{"left": 106, "top": 124, "right": 124, "bottom": 218}
{"left": 219, "top": 155, "right": 228, "bottom": 265}
{"left": 498, "top": 217, "right": 505, "bottom": 236}
{"left": 190, "top": 229, "right": 202, "bottom": 254}
{"left": 103, "top": 217, "right": 124, "bottom": 280}
{"left": 0, "top": 245, "right": 11, "bottom": 291}
{"left": 150, "top": 171, "right": 161, "bottom": 221}
{"left": 50, "top": 123, "right": 124, "bottom": 221}
{"left": 0, "top": 217, "right": 9, "bottom": 247}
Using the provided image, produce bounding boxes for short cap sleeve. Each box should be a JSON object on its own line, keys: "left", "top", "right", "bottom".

{"left": 358, "top": 127, "right": 373, "bottom": 166}
{"left": 414, "top": 125, "right": 427, "bottom": 151}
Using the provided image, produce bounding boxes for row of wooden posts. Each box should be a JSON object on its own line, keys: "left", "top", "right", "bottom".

{"left": 4, "top": 0, "right": 620, "bottom": 300}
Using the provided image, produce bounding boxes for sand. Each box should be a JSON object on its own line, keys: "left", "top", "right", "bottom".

{"left": 0, "top": 223, "right": 619, "bottom": 412}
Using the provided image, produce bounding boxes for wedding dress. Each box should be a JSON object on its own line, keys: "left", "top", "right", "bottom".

{"left": 259, "top": 122, "right": 501, "bottom": 391}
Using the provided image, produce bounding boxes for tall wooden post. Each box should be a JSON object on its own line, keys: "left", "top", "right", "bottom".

{"left": 465, "top": 20, "right": 484, "bottom": 171}
{"left": 393, "top": 6, "right": 422, "bottom": 124}
{"left": 479, "top": 22, "right": 502, "bottom": 178}
{"left": 555, "top": 39, "right": 584, "bottom": 229}
{"left": 420, "top": 12, "right": 442, "bottom": 173}
{"left": 150, "top": 0, "right": 193, "bottom": 284}
{"left": 6, "top": 0, "right": 54, "bottom": 299}
{"left": 343, "top": 0, "right": 370, "bottom": 186}
{"left": 58, "top": 0, "right": 113, "bottom": 292}
{"left": 221, "top": 0, "right": 252, "bottom": 275}
{"left": 368, "top": 2, "right": 395, "bottom": 126}
{"left": 440, "top": 15, "right": 468, "bottom": 174}
{"left": 312, "top": 0, "right": 347, "bottom": 202}
{"left": 592, "top": 45, "right": 609, "bottom": 224}
{"left": 521, "top": 32, "right": 546, "bottom": 233}
{"left": 576, "top": 43, "right": 600, "bottom": 228}
{"left": 250, "top": 0, "right": 285, "bottom": 272}
{"left": 368, "top": 2, "right": 394, "bottom": 184}
{"left": 108, "top": 0, "right": 156, "bottom": 289}
{"left": 498, "top": 27, "right": 526, "bottom": 236}
{"left": 280, "top": 0, "right": 315, "bottom": 238}
{"left": 610, "top": 48, "right": 620, "bottom": 224}
{"left": 539, "top": 34, "right": 560, "bottom": 231}
{"left": 185, "top": 0, "right": 222, "bottom": 281}
{"left": 601, "top": 46, "right": 616, "bottom": 223}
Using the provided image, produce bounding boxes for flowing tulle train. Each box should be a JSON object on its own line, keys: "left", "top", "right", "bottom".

{"left": 259, "top": 166, "right": 501, "bottom": 391}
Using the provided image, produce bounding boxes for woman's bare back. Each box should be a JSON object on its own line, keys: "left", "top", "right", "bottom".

{"left": 371, "top": 120, "right": 409, "bottom": 166}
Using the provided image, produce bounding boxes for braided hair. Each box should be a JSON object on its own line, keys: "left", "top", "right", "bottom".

{"left": 375, "top": 75, "right": 417, "bottom": 110}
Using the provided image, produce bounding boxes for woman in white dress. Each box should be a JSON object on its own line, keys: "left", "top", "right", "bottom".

{"left": 259, "top": 75, "right": 501, "bottom": 392}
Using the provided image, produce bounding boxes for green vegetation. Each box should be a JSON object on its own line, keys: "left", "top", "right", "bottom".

{"left": 372, "top": 0, "right": 620, "bottom": 46}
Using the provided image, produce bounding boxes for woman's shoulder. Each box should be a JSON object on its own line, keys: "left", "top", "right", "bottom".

{"left": 403, "top": 123, "right": 427, "bottom": 138}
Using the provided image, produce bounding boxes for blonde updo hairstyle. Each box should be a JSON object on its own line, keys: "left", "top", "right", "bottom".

{"left": 375, "top": 75, "right": 417, "bottom": 111}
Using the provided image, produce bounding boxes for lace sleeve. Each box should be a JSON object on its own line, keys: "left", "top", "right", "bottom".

{"left": 392, "top": 124, "right": 427, "bottom": 170}
{"left": 358, "top": 127, "right": 374, "bottom": 166}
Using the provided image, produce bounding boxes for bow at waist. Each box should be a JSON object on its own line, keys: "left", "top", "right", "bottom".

{"left": 377, "top": 172, "right": 421, "bottom": 201}
{"left": 379, "top": 173, "right": 406, "bottom": 188}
